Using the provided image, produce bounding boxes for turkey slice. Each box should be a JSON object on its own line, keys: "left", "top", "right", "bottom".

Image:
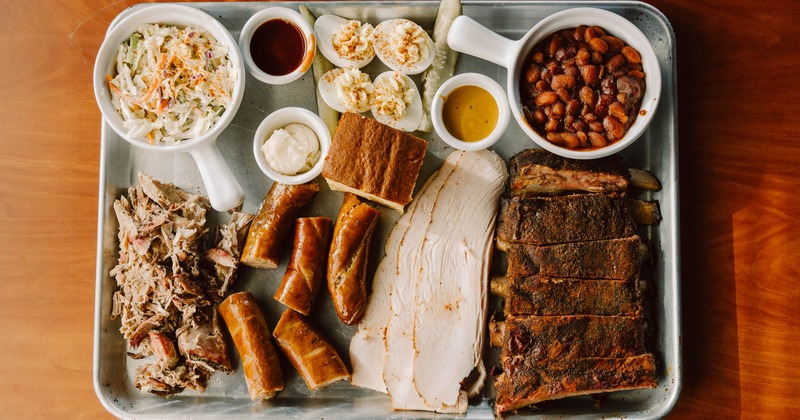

{"left": 412, "top": 150, "right": 507, "bottom": 409}
{"left": 383, "top": 155, "right": 459, "bottom": 411}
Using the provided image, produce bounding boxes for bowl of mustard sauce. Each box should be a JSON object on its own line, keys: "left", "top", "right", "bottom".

{"left": 432, "top": 73, "right": 510, "bottom": 151}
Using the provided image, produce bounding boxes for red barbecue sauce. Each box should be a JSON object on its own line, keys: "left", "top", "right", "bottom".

{"left": 250, "top": 19, "right": 305, "bottom": 76}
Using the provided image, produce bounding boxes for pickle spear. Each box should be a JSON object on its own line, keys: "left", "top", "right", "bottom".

{"left": 418, "top": 0, "right": 461, "bottom": 132}
{"left": 300, "top": 5, "right": 340, "bottom": 137}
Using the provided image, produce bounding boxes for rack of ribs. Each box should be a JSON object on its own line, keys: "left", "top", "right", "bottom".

{"left": 493, "top": 149, "right": 659, "bottom": 413}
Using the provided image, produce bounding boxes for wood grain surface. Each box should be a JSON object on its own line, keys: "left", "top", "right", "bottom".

{"left": 1, "top": 0, "right": 798, "bottom": 418}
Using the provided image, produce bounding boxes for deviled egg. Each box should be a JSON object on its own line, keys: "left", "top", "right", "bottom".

{"left": 318, "top": 67, "right": 375, "bottom": 113}
{"left": 371, "top": 71, "right": 422, "bottom": 132}
{"left": 315, "top": 15, "right": 375, "bottom": 69}
{"left": 373, "top": 19, "right": 434, "bottom": 75}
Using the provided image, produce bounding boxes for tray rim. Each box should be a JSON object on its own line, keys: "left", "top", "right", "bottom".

{"left": 92, "top": 1, "right": 681, "bottom": 418}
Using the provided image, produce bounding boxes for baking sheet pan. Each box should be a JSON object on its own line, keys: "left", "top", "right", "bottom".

{"left": 93, "top": 1, "right": 680, "bottom": 418}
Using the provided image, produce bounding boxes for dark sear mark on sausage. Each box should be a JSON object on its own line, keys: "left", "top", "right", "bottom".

{"left": 520, "top": 25, "right": 646, "bottom": 150}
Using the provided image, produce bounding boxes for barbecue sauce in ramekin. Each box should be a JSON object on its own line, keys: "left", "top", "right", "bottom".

{"left": 250, "top": 19, "right": 306, "bottom": 76}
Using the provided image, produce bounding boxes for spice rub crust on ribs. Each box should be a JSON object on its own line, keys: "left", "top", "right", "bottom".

{"left": 492, "top": 275, "right": 644, "bottom": 316}
{"left": 494, "top": 354, "right": 658, "bottom": 412}
{"left": 506, "top": 236, "right": 642, "bottom": 280}
{"left": 509, "top": 149, "right": 630, "bottom": 197}
{"left": 499, "top": 315, "right": 649, "bottom": 362}
{"left": 496, "top": 194, "right": 636, "bottom": 250}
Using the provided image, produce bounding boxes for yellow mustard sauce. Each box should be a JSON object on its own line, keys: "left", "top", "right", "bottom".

{"left": 442, "top": 85, "right": 499, "bottom": 142}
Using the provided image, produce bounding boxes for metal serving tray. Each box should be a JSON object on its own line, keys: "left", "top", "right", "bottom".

{"left": 94, "top": 1, "right": 680, "bottom": 418}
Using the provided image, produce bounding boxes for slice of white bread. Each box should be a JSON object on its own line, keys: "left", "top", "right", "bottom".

{"left": 322, "top": 113, "right": 427, "bottom": 213}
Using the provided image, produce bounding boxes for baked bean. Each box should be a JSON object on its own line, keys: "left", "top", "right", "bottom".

{"left": 574, "top": 25, "right": 588, "bottom": 41}
{"left": 562, "top": 132, "right": 580, "bottom": 148}
{"left": 535, "top": 91, "right": 558, "bottom": 106}
{"left": 579, "top": 86, "right": 595, "bottom": 105}
{"left": 588, "top": 131, "right": 607, "bottom": 147}
{"left": 552, "top": 101, "right": 565, "bottom": 117}
{"left": 525, "top": 66, "right": 541, "bottom": 83}
{"left": 577, "top": 131, "right": 588, "bottom": 147}
{"left": 580, "top": 65, "right": 599, "bottom": 86}
{"left": 533, "top": 109, "right": 546, "bottom": 124}
{"left": 606, "top": 54, "right": 625, "bottom": 72}
{"left": 576, "top": 48, "right": 590, "bottom": 66}
{"left": 603, "top": 116, "right": 625, "bottom": 139}
{"left": 589, "top": 37, "right": 608, "bottom": 54}
{"left": 551, "top": 74, "right": 576, "bottom": 90}
{"left": 546, "top": 132, "right": 562, "bottom": 144}
{"left": 602, "top": 36, "right": 625, "bottom": 53}
{"left": 566, "top": 99, "right": 581, "bottom": 115}
{"left": 545, "top": 118, "right": 560, "bottom": 132}
{"left": 555, "top": 88, "right": 571, "bottom": 103}
{"left": 609, "top": 101, "right": 628, "bottom": 123}
{"left": 629, "top": 69, "right": 645, "bottom": 79}
{"left": 584, "top": 26, "right": 599, "bottom": 42}
{"left": 621, "top": 46, "right": 641, "bottom": 63}
{"left": 564, "top": 65, "right": 580, "bottom": 79}
{"left": 520, "top": 25, "right": 647, "bottom": 149}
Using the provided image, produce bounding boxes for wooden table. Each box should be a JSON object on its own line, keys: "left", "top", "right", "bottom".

{"left": 1, "top": 0, "right": 797, "bottom": 418}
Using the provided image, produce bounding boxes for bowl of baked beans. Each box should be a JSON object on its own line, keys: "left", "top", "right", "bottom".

{"left": 448, "top": 8, "right": 661, "bottom": 159}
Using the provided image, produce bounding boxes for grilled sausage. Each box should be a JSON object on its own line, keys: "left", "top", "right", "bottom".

{"left": 327, "top": 193, "right": 380, "bottom": 325}
{"left": 241, "top": 181, "right": 319, "bottom": 269}
{"left": 272, "top": 309, "right": 350, "bottom": 390}
{"left": 274, "top": 217, "right": 333, "bottom": 315}
{"left": 218, "top": 292, "right": 283, "bottom": 400}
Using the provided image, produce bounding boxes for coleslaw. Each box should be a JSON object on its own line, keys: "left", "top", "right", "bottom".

{"left": 107, "top": 24, "right": 237, "bottom": 144}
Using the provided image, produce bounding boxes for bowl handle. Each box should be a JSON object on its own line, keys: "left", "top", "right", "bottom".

{"left": 188, "top": 141, "right": 245, "bottom": 211}
{"left": 447, "top": 16, "right": 517, "bottom": 69}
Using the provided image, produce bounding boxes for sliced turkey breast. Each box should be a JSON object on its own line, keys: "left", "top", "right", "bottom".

{"left": 412, "top": 150, "right": 507, "bottom": 409}
{"left": 384, "top": 155, "right": 458, "bottom": 411}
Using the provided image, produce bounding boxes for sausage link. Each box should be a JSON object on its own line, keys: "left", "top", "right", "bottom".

{"left": 218, "top": 292, "right": 283, "bottom": 400}
{"left": 273, "top": 309, "right": 350, "bottom": 390}
{"left": 274, "top": 217, "right": 333, "bottom": 315}
{"left": 327, "top": 193, "right": 380, "bottom": 325}
{"left": 241, "top": 182, "right": 319, "bottom": 269}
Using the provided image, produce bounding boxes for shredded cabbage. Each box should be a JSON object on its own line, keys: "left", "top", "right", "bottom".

{"left": 107, "top": 24, "right": 237, "bottom": 145}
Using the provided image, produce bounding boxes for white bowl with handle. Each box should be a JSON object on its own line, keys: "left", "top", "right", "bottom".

{"left": 93, "top": 4, "right": 246, "bottom": 211}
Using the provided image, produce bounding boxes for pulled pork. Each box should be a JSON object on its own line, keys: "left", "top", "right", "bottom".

{"left": 110, "top": 173, "right": 253, "bottom": 396}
